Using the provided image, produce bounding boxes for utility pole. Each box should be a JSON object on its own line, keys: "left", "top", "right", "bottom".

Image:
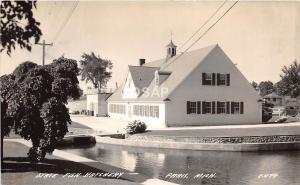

{"left": 37, "top": 40, "right": 53, "bottom": 66}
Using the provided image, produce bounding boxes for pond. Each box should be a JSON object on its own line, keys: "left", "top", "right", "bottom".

{"left": 61, "top": 143, "right": 300, "bottom": 185}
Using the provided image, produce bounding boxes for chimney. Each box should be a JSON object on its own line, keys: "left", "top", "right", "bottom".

{"left": 139, "top": 59, "right": 145, "bottom": 66}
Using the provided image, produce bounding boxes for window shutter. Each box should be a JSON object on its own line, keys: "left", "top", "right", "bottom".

{"left": 231, "top": 102, "right": 234, "bottom": 114}
{"left": 212, "top": 73, "right": 216, "bottom": 85}
{"left": 217, "top": 73, "right": 220, "bottom": 86}
{"left": 212, "top": 101, "right": 216, "bottom": 114}
{"left": 197, "top": 101, "right": 201, "bottom": 114}
{"left": 226, "top": 102, "right": 230, "bottom": 114}
{"left": 202, "top": 73, "right": 206, "bottom": 85}
{"left": 187, "top": 101, "right": 191, "bottom": 114}
{"left": 202, "top": 101, "right": 206, "bottom": 114}
{"left": 240, "top": 102, "right": 244, "bottom": 114}
{"left": 217, "top": 101, "right": 220, "bottom": 114}
{"left": 226, "top": 74, "right": 230, "bottom": 86}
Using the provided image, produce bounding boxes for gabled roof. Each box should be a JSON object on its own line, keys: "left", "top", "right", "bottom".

{"left": 263, "top": 92, "right": 282, "bottom": 99}
{"left": 128, "top": 65, "right": 159, "bottom": 91}
{"left": 143, "top": 58, "right": 165, "bottom": 67}
{"left": 108, "top": 44, "right": 218, "bottom": 102}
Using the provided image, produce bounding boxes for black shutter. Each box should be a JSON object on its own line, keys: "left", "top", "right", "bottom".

{"left": 226, "top": 102, "right": 230, "bottom": 114}
{"left": 217, "top": 73, "right": 220, "bottom": 86}
{"left": 202, "top": 73, "right": 206, "bottom": 85}
{"left": 212, "top": 73, "right": 216, "bottom": 85}
{"left": 202, "top": 101, "right": 206, "bottom": 114}
{"left": 226, "top": 74, "right": 230, "bottom": 86}
{"left": 187, "top": 101, "right": 191, "bottom": 114}
{"left": 231, "top": 102, "right": 234, "bottom": 114}
{"left": 197, "top": 101, "right": 201, "bottom": 114}
{"left": 240, "top": 102, "right": 244, "bottom": 114}
{"left": 217, "top": 101, "right": 220, "bottom": 114}
{"left": 212, "top": 101, "right": 216, "bottom": 114}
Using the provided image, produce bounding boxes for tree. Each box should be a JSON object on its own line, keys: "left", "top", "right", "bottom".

{"left": 79, "top": 52, "right": 113, "bottom": 89}
{"left": 251, "top": 81, "right": 258, "bottom": 90}
{"left": 1, "top": 0, "right": 42, "bottom": 55}
{"left": 258, "top": 81, "right": 274, "bottom": 97}
{"left": 276, "top": 60, "right": 300, "bottom": 98}
{"left": 0, "top": 74, "right": 16, "bottom": 164}
{"left": 0, "top": 57, "right": 81, "bottom": 163}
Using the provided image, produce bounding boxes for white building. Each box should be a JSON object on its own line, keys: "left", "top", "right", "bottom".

{"left": 86, "top": 88, "right": 112, "bottom": 116}
{"left": 107, "top": 41, "right": 262, "bottom": 128}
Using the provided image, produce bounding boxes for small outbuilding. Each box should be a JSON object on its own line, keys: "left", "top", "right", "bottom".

{"left": 86, "top": 88, "right": 112, "bottom": 116}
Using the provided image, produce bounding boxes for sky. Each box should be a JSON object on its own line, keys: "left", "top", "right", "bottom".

{"left": 1, "top": 1, "right": 299, "bottom": 92}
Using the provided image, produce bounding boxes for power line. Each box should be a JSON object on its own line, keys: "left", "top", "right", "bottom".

{"left": 163, "top": 1, "right": 239, "bottom": 69}
{"left": 52, "top": 1, "right": 79, "bottom": 42}
{"left": 178, "top": 0, "right": 228, "bottom": 50}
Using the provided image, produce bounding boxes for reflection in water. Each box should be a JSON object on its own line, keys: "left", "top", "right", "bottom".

{"left": 62, "top": 144, "right": 300, "bottom": 185}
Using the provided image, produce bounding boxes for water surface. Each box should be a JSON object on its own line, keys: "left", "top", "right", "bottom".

{"left": 61, "top": 144, "right": 300, "bottom": 185}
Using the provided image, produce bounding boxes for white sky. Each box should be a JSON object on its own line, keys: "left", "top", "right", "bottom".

{"left": 1, "top": 1, "right": 299, "bottom": 91}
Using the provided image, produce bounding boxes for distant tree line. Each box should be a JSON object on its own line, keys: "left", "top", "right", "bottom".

{"left": 251, "top": 61, "right": 300, "bottom": 122}
{"left": 251, "top": 60, "right": 300, "bottom": 98}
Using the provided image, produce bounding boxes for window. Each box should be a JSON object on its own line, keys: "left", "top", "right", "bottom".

{"left": 203, "top": 73, "right": 230, "bottom": 86}
{"left": 232, "top": 102, "right": 240, "bottom": 114}
{"left": 140, "top": 106, "right": 144, "bottom": 116}
{"left": 217, "top": 73, "right": 231, "bottom": 86}
{"left": 204, "top": 102, "right": 212, "bottom": 114}
{"left": 145, "top": 105, "right": 149, "bottom": 117}
{"left": 109, "top": 104, "right": 126, "bottom": 114}
{"left": 219, "top": 74, "right": 226, "bottom": 85}
{"left": 190, "top": 102, "right": 197, "bottom": 114}
{"left": 133, "top": 105, "right": 159, "bottom": 118}
{"left": 116, "top": 104, "right": 118, "bottom": 113}
{"left": 150, "top": 106, "right": 154, "bottom": 117}
{"left": 205, "top": 73, "right": 212, "bottom": 85}
{"left": 172, "top": 48, "right": 176, "bottom": 55}
{"left": 202, "top": 73, "right": 216, "bottom": 85}
{"left": 154, "top": 106, "right": 159, "bottom": 118}
{"left": 133, "top": 105, "right": 137, "bottom": 115}
{"left": 217, "top": 102, "right": 226, "bottom": 114}
{"left": 122, "top": 105, "right": 125, "bottom": 114}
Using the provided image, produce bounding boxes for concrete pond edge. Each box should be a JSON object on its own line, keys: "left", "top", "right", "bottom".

{"left": 95, "top": 135, "right": 300, "bottom": 152}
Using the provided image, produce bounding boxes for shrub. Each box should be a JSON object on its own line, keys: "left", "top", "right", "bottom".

{"left": 125, "top": 120, "right": 147, "bottom": 135}
{"left": 262, "top": 101, "right": 273, "bottom": 122}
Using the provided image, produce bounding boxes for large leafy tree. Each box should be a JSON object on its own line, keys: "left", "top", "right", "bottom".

{"left": 258, "top": 81, "right": 274, "bottom": 97}
{"left": 276, "top": 60, "right": 300, "bottom": 98}
{"left": 79, "top": 52, "right": 113, "bottom": 89}
{"left": 0, "top": 0, "right": 42, "bottom": 55}
{"left": 1, "top": 57, "right": 81, "bottom": 163}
